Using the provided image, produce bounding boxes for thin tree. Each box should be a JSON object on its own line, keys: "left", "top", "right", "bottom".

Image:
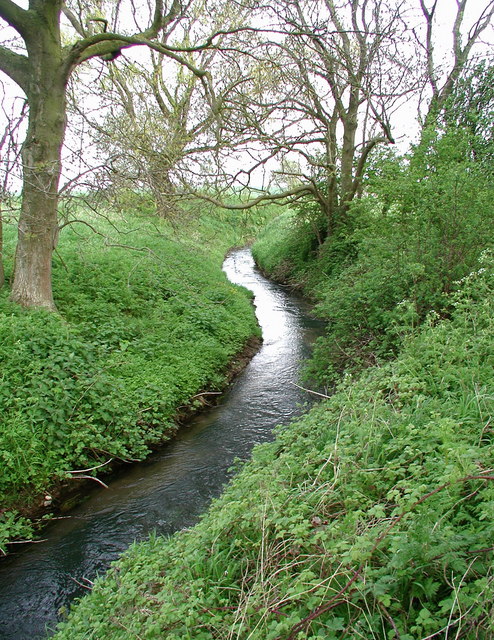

{"left": 0, "top": 89, "right": 26, "bottom": 289}
{"left": 418, "top": 0, "right": 494, "bottom": 125}
{"left": 84, "top": 34, "right": 253, "bottom": 217}
{"left": 74, "top": 1, "right": 280, "bottom": 218}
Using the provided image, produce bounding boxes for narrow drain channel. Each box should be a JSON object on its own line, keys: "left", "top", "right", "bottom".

{"left": 0, "top": 248, "right": 325, "bottom": 639}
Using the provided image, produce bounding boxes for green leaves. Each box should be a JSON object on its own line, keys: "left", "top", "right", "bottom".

{"left": 0, "top": 208, "right": 260, "bottom": 548}
{"left": 0, "top": 511, "right": 35, "bottom": 557}
{"left": 53, "top": 249, "right": 494, "bottom": 639}
{"left": 254, "top": 108, "right": 494, "bottom": 392}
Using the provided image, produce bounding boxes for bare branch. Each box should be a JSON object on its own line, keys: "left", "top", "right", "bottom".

{"left": 61, "top": 4, "right": 86, "bottom": 37}
{"left": 190, "top": 185, "right": 314, "bottom": 210}
{"left": 422, "top": 0, "right": 494, "bottom": 122}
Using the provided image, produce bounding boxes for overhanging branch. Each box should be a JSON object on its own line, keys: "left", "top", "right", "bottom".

{"left": 189, "top": 185, "right": 314, "bottom": 210}
{"left": 64, "top": 33, "right": 209, "bottom": 78}
{"left": 0, "top": 45, "right": 29, "bottom": 92}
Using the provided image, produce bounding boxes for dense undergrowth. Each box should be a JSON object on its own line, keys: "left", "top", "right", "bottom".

{"left": 253, "top": 126, "right": 494, "bottom": 388}
{"left": 51, "top": 115, "right": 494, "bottom": 638}
{"left": 53, "top": 248, "right": 494, "bottom": 640}
{"left": 0, "top": 203, "right": 267, "bottom": 553}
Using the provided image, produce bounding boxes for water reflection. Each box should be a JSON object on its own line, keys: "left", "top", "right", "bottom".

{"left": 0, "top": 248, "right": 324, "bottom": 639}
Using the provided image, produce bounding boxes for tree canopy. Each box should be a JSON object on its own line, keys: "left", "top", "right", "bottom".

{"left": 0, "top": 0, "right": 492, "bottom": 308}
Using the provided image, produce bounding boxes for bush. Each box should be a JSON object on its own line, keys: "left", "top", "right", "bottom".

{"left": 289, "top": 126, "right": 493, "bottom": 385}
{"left": 53, "top": 251, "right": 494, "bottom": 640}
{"left": 252, "top": 207, "right": 326, "bottom": 285}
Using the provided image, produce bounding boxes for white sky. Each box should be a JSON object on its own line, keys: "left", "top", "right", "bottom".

{"left": 0, "top": 0, "right": 493, "bottom": 193}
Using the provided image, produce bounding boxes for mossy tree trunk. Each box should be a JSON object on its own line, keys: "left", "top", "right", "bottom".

{"left": 10, "top": 10, "right": 66, "bottom": 310}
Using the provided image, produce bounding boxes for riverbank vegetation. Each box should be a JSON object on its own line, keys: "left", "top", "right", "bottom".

{"left": 52, "top": 66, "right": 494, "bottom": 638}
{"left": 254, "top": 122, "right": 494, "bottom": 389}
{"left": 53, "top": 243, "right": 494, "bottom": 640}
{"left": 0, "top": 204, "right": 265, "bottom": 554}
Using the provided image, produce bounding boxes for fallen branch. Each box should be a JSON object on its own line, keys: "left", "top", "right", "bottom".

{"left": 7, "top": 538, "right": 48, "bottom": 545}
{"left": 289, "top": 381, "right": 331, "bottom": 399}
{"left": 66, "top": 459, "right": 113, "bottom": 474}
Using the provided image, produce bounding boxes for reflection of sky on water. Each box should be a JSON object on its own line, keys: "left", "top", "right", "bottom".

{"left": 0, "top": 248, "right": 325, "bottom": 640}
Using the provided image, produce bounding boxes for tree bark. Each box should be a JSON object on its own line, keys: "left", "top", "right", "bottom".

{"left": 0, "top": 201, "right": 4, "bottom": 288}
{"left": 10, "top": 9, "right": 66, "bottom": 310}
{"left": 340, "top": 114, "right": 358, "bottom": 208}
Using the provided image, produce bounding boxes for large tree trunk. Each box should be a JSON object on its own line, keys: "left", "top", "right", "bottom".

{"left": 0, "top": 202, "right": 4, "bottom": 288}
{"left": 150, "top": 168, "right": 179, "bottom": 219}
{"left": 340, "top": 87, "right": 359, "bottom": 214}
{"left": 10, "top": 33, "right": 66, "bottom": 310}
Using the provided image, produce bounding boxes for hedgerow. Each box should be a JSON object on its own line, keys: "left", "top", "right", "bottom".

{"left": 53, "top": 251, "right": 494, "bottom": 639}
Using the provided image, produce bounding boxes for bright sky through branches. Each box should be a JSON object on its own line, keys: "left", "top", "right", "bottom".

{"left": 0, "top": 0, "right": 492, "bottom": 193}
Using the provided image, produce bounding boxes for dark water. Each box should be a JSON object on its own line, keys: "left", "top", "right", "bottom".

{"left": 0, "top": 248, "right": 324, "bottom": 639}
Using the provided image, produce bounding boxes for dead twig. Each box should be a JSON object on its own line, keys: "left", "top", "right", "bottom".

{"left": 68, "top": 474, "right": 109, "bottom": 489}
{"left": 66, "top": 459, "right": 114, "bottom": 474}
{"left": 289, "top": 381, "right": 331, "bottom": 399}
{"left": 190, "top": 391, "right": 222, "bottom": 399}
{"left": 70, "top": 575, "right": 94, "bottom": 590}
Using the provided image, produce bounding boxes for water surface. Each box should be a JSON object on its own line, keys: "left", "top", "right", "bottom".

{"left": 0, "top": 248, "right": 324, "bottom": 639}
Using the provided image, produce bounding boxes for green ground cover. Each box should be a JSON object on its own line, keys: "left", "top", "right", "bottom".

{"left": 0, "top": 204, "right": 265, "bottom": 552}
{"left": 53, "top": 248, "right": 494, "bottom": 639}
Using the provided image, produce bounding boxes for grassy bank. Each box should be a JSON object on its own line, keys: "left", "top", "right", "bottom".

{"left": 50, "top": 124, "right": 494, "bottom": 638}
{"left": 53, "top": 248, "right": 494, "bottom": 639}
{"left": 0, "top": 203, "right": 265, "bottom": 553}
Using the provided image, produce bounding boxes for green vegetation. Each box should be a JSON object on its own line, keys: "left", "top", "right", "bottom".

{"left": 254, "top": 124, "right": 494, "bottom": 388}
{"left": 1, "top": 4, "right": 492, "bottom": 635}
{"left": 52, "top": 87, "right": 494, "bottom": 638}
{"left": 0, "top": 204, "right": 266, "bottom": 553}
{"left": 53, "top": 249, "right": 494, "bottom": 640}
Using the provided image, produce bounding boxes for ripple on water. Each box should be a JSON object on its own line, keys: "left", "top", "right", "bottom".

{"left": 0, "top": 248, "right": 325, "bottom": 640}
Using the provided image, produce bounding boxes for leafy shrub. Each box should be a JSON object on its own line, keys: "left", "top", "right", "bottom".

{"left": 53, "top": 250, "right": 494, "bottom": 640}
{"left": 306, "top": 125, "right": 493, "bottom": 384}
{"left": 0, "top": 307, "right": 143, "bottom": 494}
{"left": 0, "top": 207, "right": 261, "bottom": 547}
{"left": 0, "top": 511, "right": 35, "bottom": 558}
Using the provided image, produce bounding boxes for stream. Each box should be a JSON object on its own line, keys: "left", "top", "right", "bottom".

{"left": 0, "top": 248, "right": 325, "bottom": 639}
